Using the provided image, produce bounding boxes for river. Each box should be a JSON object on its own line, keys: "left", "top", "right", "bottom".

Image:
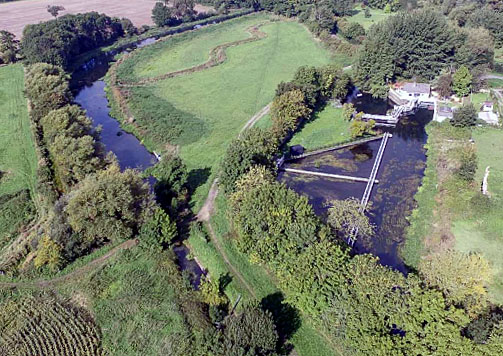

{"left": 71, "top": 39, "right": 205, "bottom": 288}
{"left": 279, "top": 94, "right": 432, "bottom": 273}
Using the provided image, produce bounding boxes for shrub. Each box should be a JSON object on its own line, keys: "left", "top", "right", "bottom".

{"left": 451, "top": 103, "right": 477, "bottom": 127}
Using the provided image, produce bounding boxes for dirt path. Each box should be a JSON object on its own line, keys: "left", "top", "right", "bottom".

{"left": 117, "top": 23, "right": 269, "bottom": 87}
{"left": 481, "top": 74, "right": 503, "bottom": 81}
{"left": 240, "top": 103, "right": 271, "bottom": 134}
{"left": 0, "top": 239, "right": 138, "bottom": 289}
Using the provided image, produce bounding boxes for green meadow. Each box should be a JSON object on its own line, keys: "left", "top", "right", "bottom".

{"left": 0, "top": 64, "right": 38, "bottom": 248}
{"left": 116, "top": 14, "right": 332, "bottom": 207}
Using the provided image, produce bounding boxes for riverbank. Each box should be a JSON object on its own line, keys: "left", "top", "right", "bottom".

{"left": 402, "top": 122, "right": 503, "bottom": 303}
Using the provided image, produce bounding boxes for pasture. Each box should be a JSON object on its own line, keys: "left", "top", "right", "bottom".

{"left": 115, "top": 14, "right": 333, "bottom": 207}
{"left": 0, "top": 0, "right": 212, "bottom": 38}
{"left": 0, "top": 64, "right": 37, "bottom": 248}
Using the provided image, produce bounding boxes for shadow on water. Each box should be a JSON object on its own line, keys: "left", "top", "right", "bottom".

{"left": 71, "top": 37, "right": 206, "bottom": 287}
{"left": 280, "top": 94, "right": 432, "bottom": 273}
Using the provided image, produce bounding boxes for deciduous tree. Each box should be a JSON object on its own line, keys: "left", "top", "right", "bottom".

{"left": 453, "top": 65, "right": 473, "bottom": 97}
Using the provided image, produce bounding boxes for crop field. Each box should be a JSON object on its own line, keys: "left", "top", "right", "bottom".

{"left": 114, "top": 14, "right": 332, "bottom": 207}
{"left": 0, "top": 295, "right": 103, "bottom": 355}
{"left": 1, "top": 249, "right": 208, "bottom": 356}
{"left": 0, "top": 64, "right": 37, "bottom": 248}
{"left": 454, "top": 128, "right": 503, "bottom": 303}
{"left": 0, "top": 0, "right": 212, "bottom": 38}
{"left": 289, "top": 105, "right": 351, "bottom": 151}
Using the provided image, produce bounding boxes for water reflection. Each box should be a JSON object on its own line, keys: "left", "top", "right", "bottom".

{"left": 281, "top": 94, "right": 432, "bottom": 272}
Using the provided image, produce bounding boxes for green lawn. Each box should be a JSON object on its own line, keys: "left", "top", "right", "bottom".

{"left": 116, "top": 14, "right": 332, "bottom": 208}
{"left": 453, "top": 128, "right": 503, "bottom": 304}
{"left": 0, "top": 64, "right": 37, "bottom": 197}
{"left": 470, "top": 92, "right": 491, "bottom": 110}
{"left": 0, "top": 64, "right": 38, "bottom": 248}
{"left": 347, "top": 5, "right": 392, "bottom": 30}
{"left": 289, "top": 105, "right": 351, "bottom": 150}
{"left": 487, "top": 78, "right": 503, "bottom": 89}
{"left": 118, "top": 15, "right": 264, "bottom": 81}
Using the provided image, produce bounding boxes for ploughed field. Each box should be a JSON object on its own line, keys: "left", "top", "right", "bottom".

{"left": 0, "top": 0, "right": 212, "bottom": 38}
{"left": 112, "top": 13, "right": 332, "bottom": 207}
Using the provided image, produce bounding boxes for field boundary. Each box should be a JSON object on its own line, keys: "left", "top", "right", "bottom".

{"left": 115, "top": 22, "right": 269, "bottom": 87}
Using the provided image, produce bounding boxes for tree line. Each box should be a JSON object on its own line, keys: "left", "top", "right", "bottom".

{"left": 355, "top": 8, "right": 498, "bottom": 97}
{"left": 216, "top": 65, "right": 503, "bottom": 354}
{"left": 21, "top": 12, "right": 135, "bottom": 69}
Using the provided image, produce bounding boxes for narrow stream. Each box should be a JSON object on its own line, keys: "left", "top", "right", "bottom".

{"left": 71, "top": 39, "right": 205, "bottom": 288}
{"left": 280, "top": 94, "right": 432, "bottom": 272}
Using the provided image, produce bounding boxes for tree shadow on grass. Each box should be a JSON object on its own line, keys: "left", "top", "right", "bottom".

{"left": 187, "top": 167, "right": 211, "bottom": 193}
{"left": 261, "top": 292, "right": 301, "bottom": 355}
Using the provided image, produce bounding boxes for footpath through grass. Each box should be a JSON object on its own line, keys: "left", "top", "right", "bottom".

{"left": 117, "top": 14, "right": 332, "bottom": 208}
{"left": 289, "top": 104, "right": 351, "bottom": 150}
{"left": 0, "top": 64, "right": 38, "bottom": 248}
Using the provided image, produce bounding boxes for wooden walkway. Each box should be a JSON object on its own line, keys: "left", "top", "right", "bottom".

{"left": 286, "top": 135, "right": 384, "bottom": 161}
{"left": 282, "top": 168, "right": 379, "bottom": 183}
{"left": 347, "top": 132, "right": 392, "bottom": 246}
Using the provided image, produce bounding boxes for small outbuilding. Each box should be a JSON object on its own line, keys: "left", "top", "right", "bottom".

{"left": 482, "top": 101, "right": 494, "bottom": 112}
{"left": 435, "top": 106, "right": 453, "bottom": 122}
{"left": 290, "top": 145, "right": 305, "bottom": 156}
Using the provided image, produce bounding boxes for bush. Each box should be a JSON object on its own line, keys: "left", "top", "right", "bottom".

{"left": 22, "top": 12, "right": 126, "bottom": 69}
{"left": 457, "top": 145, "right": 477, "bottom": 181}
{"left": 451, "top": 103, "right": 477, "bottom": 127}
{"left": 152, "top": 2, "right": 178, "bottom": 27}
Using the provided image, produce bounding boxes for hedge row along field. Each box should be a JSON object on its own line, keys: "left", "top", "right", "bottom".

{"left": 0, "top": 295, "right": 103, "bottom": 355}
{"left": 109, "top": 13, "right": 332, "bottom": 208}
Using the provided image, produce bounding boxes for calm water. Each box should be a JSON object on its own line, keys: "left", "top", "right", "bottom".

{"left": 72, "top": 39, "right": 205, "bottom": 287}
{"left": 280, "top": 95, "right": 432, "bottom": 272}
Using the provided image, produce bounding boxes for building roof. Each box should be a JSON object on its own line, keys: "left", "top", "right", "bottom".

{"left": 483, "top": 101, "right": 494, "bottom": 106}
{"left": 402, "top": 82, "right": 431, "bottom": 94}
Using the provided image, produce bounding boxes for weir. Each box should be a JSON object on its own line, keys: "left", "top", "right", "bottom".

{"left": 282, "top": 168, "right": 379, "bottom": 183}
{"left": 347, "top": 132, "right": 392, "bottom": 246}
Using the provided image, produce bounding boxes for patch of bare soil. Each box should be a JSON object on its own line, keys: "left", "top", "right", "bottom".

{"left": 0, "top": 0, "right": 213, "bottom": 38}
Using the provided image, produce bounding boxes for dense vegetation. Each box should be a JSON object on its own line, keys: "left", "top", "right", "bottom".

{"left": 22, "top": 12, "right": 130, "bottom": 69}
{"left": 355, "top": 9, "right": 496, "bottom": 97}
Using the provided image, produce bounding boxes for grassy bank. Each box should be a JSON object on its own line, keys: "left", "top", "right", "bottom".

{"left": 289, "top": 104, "right": 351, "bottom": 150}
{"left": 402, "top": 122, "right": 503, "bottom": 303}
{"left": 453, "top": 128, "right": 503, "bottom": 303}
{"left": 112, "top": 14, "right": 332, "bottom": 209}
{"left": 347, "top": 5, "right": 391, "bottom": 30}
{"left": 0, "top": 64, "right": 38, "bottom": 248}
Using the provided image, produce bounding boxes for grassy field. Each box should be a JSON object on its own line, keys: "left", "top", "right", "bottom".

{"left": 116, "top": 14, "right": 333, "bottom": 208}
{"left": 453, "top": 128, "right": 503, "bottom": 303}
{"left": 0, "top": 64, "right": 37, "bottom": 197}
{"left": 0, "top": 64, "right": 37, "bottom": 248}
{"left": 470, "top": 92, "right": 492, "bottom": 110}
{"left": 402, "top": 123, "right": 503, "bottom": 303}
{"left": 289, "top": 105, "right": 351, "bottom": 150}
{"left": 347, "top": 5, "right": 391, "bottom": 30}
{"left": 1, "top": 249, "right": 209, "bottom": 356}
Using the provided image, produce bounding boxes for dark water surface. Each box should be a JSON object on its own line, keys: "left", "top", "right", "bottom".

{"left": 71, "top": 39, "right": 205, "bottom": 286}
{"left": 280, "top": 95, "right": 432, "bottom": 272}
